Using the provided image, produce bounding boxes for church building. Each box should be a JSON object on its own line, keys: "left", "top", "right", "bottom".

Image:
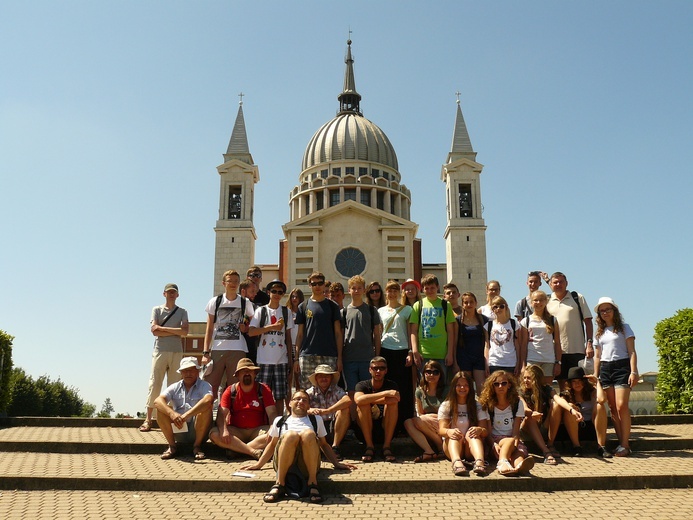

{"left": 212, "top": 40, "right": 488, "bottom": 297}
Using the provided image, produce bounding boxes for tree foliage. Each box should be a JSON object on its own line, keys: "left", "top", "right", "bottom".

{"left": 655, "top": 308, "right": 693, "bottom": 414}
{"left": 6, "top": 368, "right": 96, "bottom": 417}
{"left": 0, "top": 330, "right": 14, "bottom": 414}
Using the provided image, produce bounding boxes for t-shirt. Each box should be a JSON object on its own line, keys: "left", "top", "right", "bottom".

{"left": 514, "top": 296, "right": 533, "bottom": 321}
{"left": 410, "top": 298, "right": 455, "bottom": 359}
{"left": 522, "top": 316, "right": 557, "bottom": 364}
{"left": 343, "top": 303, "right": 381, "bottom": 363}
{"left": 295, "top": 298, "right": 341, "bottom": 357}
{"left": 205, "top": 295, "right": 255, "bottom": 351}
{"left": 249, "top": 305, "right": 294, "bottom": 365}
{"left": 151, "top": 305, "right": 189, "bottom": 352}
{"left": 268, "top": 414, "right": 327, "bottom": 439}
{"left": 478, "top": 304, "right": 496, "bottom": 321}
{"left": 437, "top": 400, "right": 489, "bottom": 435}
{"left": 354, "top": 378, "right": 399, "bottom": 395}
{"left": 415, "top": 386, "right": 445, "bottom": 414}
{"left": 487, "top": 320, "right": 521, "bottom": 367}
{"left": 379, "top": 305, "right": 412, "bottom": 351}
{"left": 547, "top": 292, "right": 592, "bottom": 355}
{"left": 594, "top": 324, "right": 635, "bottom": 362}
{"left": 219, "top": 382, "right": 276, "bottom": 429}
{"left": 489, "top": 401, "right": 525, "bottom": 437}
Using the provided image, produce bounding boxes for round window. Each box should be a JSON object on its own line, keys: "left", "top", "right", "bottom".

{"left": 334, "top": 247, "right": 366, "bottom": 278}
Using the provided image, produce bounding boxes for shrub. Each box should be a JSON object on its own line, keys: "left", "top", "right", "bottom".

{"left": 655, "top": 308, "right": 693, "bottom": 414}
{"left": 0, "top": 330, "right": 13, "bottom": 414}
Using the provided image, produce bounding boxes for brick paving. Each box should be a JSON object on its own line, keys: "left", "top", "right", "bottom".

{"left": 0, "top": 489, "right": 692, "bottom": 520}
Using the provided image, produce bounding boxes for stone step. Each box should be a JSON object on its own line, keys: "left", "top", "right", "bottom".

{"left": 0, "top": 449, "right": 691, "bottom": 494}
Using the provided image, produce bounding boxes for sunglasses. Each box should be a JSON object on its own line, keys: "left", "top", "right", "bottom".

{"left": 248, "top": 273, "right": 262, "bottom": 279}
{"left": 492, "top": 304, "right": 507, "bottom": 310}
{"left": 424, "top": 370, "right": 440, "bottom": 376}
{"left": 493, "top": 381, "right": 509, "bottom": 387}
{"left": 370, "top": 366, "right": 387, "bottom": 372}
{"left": 369, "top": 288, "right": 381, "bottom": 294}
{"left": 270, "top": 289, "right": 284, "bottom": 295}
{"left": 310, "top": 281, "right": 325, "bottom": 287}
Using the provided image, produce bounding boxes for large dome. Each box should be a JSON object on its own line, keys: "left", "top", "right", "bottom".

{"left": 301, "top": 112, "right": 398, "bottom": 171}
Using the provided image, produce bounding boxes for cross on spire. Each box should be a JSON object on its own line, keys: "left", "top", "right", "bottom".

{"left": 455, "top": 91, "right": 461, "bottom": 104}
{"left": 238, "top": 92, "right": 244, "bottom": 106}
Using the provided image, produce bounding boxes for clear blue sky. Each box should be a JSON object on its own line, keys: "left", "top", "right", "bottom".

{"left": 1, "top": 1, "right": 691, "bottom": 415}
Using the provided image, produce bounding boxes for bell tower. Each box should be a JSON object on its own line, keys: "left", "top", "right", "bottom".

{"left": 441, "top": 94, "right": 488, "bottom": 296}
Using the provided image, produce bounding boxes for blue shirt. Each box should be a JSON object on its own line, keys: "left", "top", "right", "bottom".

{"left": 162, "top": 377, "right": 212, "bottom": 414}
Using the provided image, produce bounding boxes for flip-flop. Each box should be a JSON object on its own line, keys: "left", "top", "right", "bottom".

{"left": 516, "top": 456, "right": 535, "bottom": 475}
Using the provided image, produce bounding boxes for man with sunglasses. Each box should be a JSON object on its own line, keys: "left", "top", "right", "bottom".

{"left": 249, "top": 279, "right": 294, "bottom": 415}
{"left": 294, "top": 272, "right": 343, "bottom": 389}
{"left": 247, "top": 266, "right": 270, "bottom": 306}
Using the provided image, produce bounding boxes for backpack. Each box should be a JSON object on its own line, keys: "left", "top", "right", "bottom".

{"left": 213, "top": 294, "right": 248, "bottom": 324}
{"left": 275, "top": 415, "right": 319, "bottom": 499}
{"left": 415, "top": 298, "right": 449, "bottom": 329}
{"left": 570, "top": 291, "right": 586, "bottom": 340}
{"left": 487, "top": 319, "right": 517, "bottom": 341}
{"left": 228, "top": 382, "right": 267, "bottom": 425}
{"left": 259, "top": 305, "right": 289, "bottom": 332}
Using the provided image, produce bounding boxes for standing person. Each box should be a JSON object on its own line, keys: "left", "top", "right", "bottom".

{"left": 202, "top": 269, "right": 255, "bottom": 399}
{"left": 546, "top": 272, "right": 593, "bottom": 388}
{"left": 443, "top": 283, "right": 463, "bottom": 317}
{"left": 287, "top": 288, "right": 304, "bottom": 348}
{"left": 239, "top": 278, "right": 259, "bottom": 363}
{"left": 248, "top": 279, "right": 294, "bottom": 415}
{"left": 521, "top": 290, "right": 562, "bottom": 384}
{"left": 514, "top": 271, "right": 546, "bottom": 321}
{"left": 438, "top": 371, "right": 489, "bottom": 476}
{"left": 247, "top": 266, "right": 270, "bottom": 306}
{"left": 241, "top": 389, "right": 356, "bottom": 504}
{"left": 342, "top": 275, "right": 382, "bottom": 399}
{"left": 366, "top": 280, "right": 386, "bottom": 308}
{"left": 405, "top": 360, "right": 446, "bottom": 462}
{"left": 479, "top": 371, "right": 534, "bottom": 476}
{"left": 140, "top": 283, "right": 189, "bottom": 433}
{"left": 329, "top": 282, "right": 345, "bottom": 309}
{"left": 593, "top": 297, "right": 638, "bottom": 457}
{"left": 354, "top": 356, "right": 400, "bottom": 462}
{"left": 379, "top": 280, "right": 414, "bottom": 432}
{"left": 484, "top": 296, "right": 522, "bottom": 377}
{"left": 154, "top": 357, "right": 213, "bottom": 460}
{"left": 409, "top": 274, "right": 456, "bottom": 377}
{"left": 400, "top": 278, "right": 421, "bottom": 307}
{"left": 294, "top": 272, "right": 342, "bottom": 389}
{"left": 478, "top": 280, "right": 501, "bottom": 320}
{"left": 455, "top": 292, "right": 488, "bottom": 397}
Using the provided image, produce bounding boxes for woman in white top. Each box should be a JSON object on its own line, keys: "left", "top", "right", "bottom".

{"left": 438, "top": 371, "right": 489, "bottom": 476}
{"left": 478, "top": 280, "right": 501, "bottom": 320}
{"left": 520, "top": 290, "right": 562, "bottom": 385}
{"left": 485, "top": 296, "right": 522, "bottom": 377}
{"left": 593, "top": 297, "right": 638, "bottom": 457}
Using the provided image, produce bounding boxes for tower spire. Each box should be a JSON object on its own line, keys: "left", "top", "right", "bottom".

{"left": 224, "top": 93, "right": 253, "bottom": 165}
{"left": 337, "top": 38, "right": 362, "bottom": 115}
{"left": 447, "top": 93, "right": 476, "bottom": 163}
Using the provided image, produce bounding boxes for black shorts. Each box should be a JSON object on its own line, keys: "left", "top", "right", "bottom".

{"left": 599, "top": 358, "right": 631, "bottom": 389}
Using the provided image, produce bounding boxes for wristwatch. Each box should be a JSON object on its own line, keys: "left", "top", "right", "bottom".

{"left": 203, "top": 351, "right": 211, "bottom": 356}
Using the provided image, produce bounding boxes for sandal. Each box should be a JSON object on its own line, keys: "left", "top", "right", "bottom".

{"left": 138, "top": 421, "right": 152, "bottom": 432}
{"left": 252, "top": 449, "right": 264, "bottom": 460}
{"left": 382, "top": 447, "right": 396, "bottom": 463}
{"left": 542, "top": 452, "right": 558, "bottom": 465}
{"left": 546, "top": 443, "right": 562, "bottom": 459}
{"left": 160, "top": 446, "right": 177, "bottom": 460}
{"left": 263, "top": 484, "right": 285, "bottom": 503}
{"left": 516, "top": 456, "right": 535, "bottom": 475}
{"left": 193, "top": 446, "right": 205, "bottom": 461}
{"left": 452, "top": 459, "right": 468, "bottom": 477}
{"left": 414, "top": 452, "right": 436, "bottom": 463}
{"left": 597, "top": 446, "right": 613, "bottom": 459}
{"left": 308, "top": 484, "right": 323, "bottom": 503}
{"left": 613, "top": 445, "right": 632, "bottom": 457}
{"left": 362, "top": 446, "right": 375, "bottom": 463}
{"left": 497, "top": 458, "right": 517, "bottom": 476}
{"left": 472, "top": 459, "right": 487, "bottom": 475}
{"left": 331, "top": 445, "right": 343, "bottom": 461}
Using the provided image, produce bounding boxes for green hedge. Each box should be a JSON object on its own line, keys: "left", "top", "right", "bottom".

{"left": 0, "top": 330, "right": 14, "bottom": 414}
{"left": 655, "top": 308, "right": 693, "bottom": 414}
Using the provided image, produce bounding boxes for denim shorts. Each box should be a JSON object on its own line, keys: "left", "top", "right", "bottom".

{"left": 599, "top": 358, "right": 631, "bottom": 389}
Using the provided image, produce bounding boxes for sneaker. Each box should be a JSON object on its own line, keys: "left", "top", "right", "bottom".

{"left": 597, "top": 446, "right": 613, "bottom": 459}
{"left": 572, "top": 445, "right": 583, "bottom": 457}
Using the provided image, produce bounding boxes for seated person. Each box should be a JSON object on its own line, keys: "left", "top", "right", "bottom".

{"left": 560, "top": 366, "right": 611, "bottom": 458}
{"left": 438, "top": 371, "right": 489, "bottom": 476}
{"left": 519, "top": 364, "right": 576, "bottom": 464}
{"left": 405, "top": 360, "right": 446, "bottom": 462}
{"left": 154, "top": 356, "right": 213, "bottom": 460}
{"left": 209, "top": 358, "right": 278, "bottom": 459}
{"left": 354, "top": 356, "right": 400, "bottom": 463}
{"left": 241, "top": 389, "right": 356, "bottom": 503}
{"left": 306, "top": 364, "right": 351, "bottom": 458}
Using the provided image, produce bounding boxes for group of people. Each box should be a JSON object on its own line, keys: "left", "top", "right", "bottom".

{"left": 142, "top": 267, "right": 638, "bottom": 501}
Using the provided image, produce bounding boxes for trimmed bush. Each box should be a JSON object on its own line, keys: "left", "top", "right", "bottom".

{"left": 655, "top": 308, "right": 693, "bottom": 414}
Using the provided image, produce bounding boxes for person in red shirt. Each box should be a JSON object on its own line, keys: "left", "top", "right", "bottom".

{"left": 209, "top": 358, "right": 279, "bottom": 459}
